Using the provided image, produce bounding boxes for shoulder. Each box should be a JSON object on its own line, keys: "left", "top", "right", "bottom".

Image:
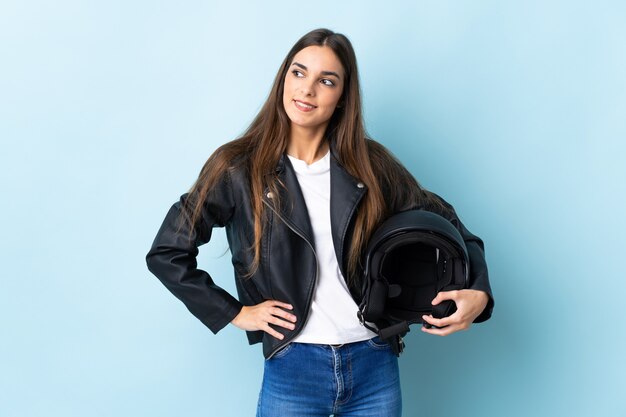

{"left": 210, "top": 137, "right": 250, "bottom": 167}
{"left": 365, "top": 138, "right": 396, "bottom": 164}
{"left": 364, "top": 138, "right": 412, "bottom": 178}
{"left": 205, "top": 138, "right": 251, "bottom": 181}
{"left": 364, "top": 137, "right": 455, "bottom": 218}
{"left": 364, "top": 137, "right": 419, "bottom": 192}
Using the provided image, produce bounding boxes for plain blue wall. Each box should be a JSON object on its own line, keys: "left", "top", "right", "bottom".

{"left": 1, "top": 1, "right": 624, "bottom": 416}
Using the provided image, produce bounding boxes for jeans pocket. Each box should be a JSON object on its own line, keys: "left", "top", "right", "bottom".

{"left": 366, "top": 335, "right": 392, "bottom": 350}
{"left": 268, "top": 342, "right": 295, "bottom": 360}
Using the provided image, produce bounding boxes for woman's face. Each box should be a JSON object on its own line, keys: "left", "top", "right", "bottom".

{"left": 282, "top": 45, "right": 345, "bottom": 134}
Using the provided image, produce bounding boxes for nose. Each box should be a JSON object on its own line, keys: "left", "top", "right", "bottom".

{"left": 299, "top": 78, "right": 316, "bottom": 96}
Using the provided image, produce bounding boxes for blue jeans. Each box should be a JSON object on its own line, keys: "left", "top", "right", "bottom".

{"left": 256, "top": 336, "right": 402, "bottom": 417}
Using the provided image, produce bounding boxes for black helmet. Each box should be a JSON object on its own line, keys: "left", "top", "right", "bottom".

{"left": 357, "top": 209, "right": 469, "bottom": 354}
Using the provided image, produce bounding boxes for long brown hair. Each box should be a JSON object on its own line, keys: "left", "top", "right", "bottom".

{"left": 178, "top": 28, "right": 449, "bottom": 288}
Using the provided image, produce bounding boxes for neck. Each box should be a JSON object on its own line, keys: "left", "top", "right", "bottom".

{"left": 286, "top": 124, "right": 329, "bottom": 165}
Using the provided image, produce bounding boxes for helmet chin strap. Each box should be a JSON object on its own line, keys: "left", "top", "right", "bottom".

{"left": 356, "top": 310, "right": 409, "bottom": 356}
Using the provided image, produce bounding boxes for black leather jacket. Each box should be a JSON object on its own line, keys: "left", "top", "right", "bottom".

{"left": 145, "top": 141, "right": 494, "bottom": 359}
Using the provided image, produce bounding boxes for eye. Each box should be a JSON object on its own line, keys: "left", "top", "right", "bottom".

{"left": 291, "top": 70, "right": 304, "bottom": 77}
{"left": 321, "top": 79, "right": 335, "bottom": 87}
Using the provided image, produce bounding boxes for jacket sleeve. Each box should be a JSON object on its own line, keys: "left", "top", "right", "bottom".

{"left": 429, "top": 193, "right": 494, "bottom": 323}
{"left": 145, "top": 169, "right": 243, "bottom": 334}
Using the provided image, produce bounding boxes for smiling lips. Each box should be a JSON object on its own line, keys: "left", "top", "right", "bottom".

{"left": 293, "top": 99, "right": 316, "bottom": 112}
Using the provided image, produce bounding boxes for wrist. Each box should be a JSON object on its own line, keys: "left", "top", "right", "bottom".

{"left": 231, "top": 305, "right": 246, "bottom": 325}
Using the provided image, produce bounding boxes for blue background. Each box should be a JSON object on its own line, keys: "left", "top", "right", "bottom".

{"left": 1, "top": 1, "right": 624, "bottom": 416}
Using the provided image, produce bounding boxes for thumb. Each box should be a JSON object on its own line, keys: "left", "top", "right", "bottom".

{"left": 432, "top": 290, "right": 456, "bottom": 305}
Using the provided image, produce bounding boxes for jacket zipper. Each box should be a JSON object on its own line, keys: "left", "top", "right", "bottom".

{"left": 262, "top": 198, "right": 319, "bottom": 360}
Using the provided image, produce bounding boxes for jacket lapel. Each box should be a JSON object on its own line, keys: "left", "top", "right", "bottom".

{"left": 329, "top": 146, "right": 367, "bottom": 277}
{"left": 263, "top": 153, "right": 315, "bottom": 247}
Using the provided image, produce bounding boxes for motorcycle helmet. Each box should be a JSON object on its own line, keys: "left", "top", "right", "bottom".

{"left": 357, "top": 209, "right": 470, "bottom": 352}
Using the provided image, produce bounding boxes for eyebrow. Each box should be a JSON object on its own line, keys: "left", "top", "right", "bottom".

{"left": 291, "top": 62, "right": 341, "bottom": 80}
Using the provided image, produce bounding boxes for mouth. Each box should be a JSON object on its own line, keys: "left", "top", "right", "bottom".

{"left": 293, "top": 99, "right": 317, "bottom": 112}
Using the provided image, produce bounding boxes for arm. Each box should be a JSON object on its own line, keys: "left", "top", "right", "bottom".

{"left": 145, "top": 169, "right": 243, "bottom": 334}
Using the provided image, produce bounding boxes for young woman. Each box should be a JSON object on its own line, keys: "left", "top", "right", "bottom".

{"left": 146, "top": 28, "right": 494, "bottom": 417}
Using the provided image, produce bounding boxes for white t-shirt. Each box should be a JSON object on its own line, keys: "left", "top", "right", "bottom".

{"left": 287, "top": 149, "right": 377, "bottom": 344}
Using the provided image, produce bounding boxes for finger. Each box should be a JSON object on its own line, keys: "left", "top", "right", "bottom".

{"left": 270, "top": 306, "right": 297, "bottom": 323}
{"left": 268, "top": 315, "right": 296, "bottom": 330}
{"left": 421, "top": 325, "right": 451, "bottom": 336}
{"left": 269, "top": 300, "right": 293, "bottom": 310}
{"left": 263, "top": 324, "right": 286, "bottom": 340}
{"left": 431, "top": 290, "right": 459, "bottom": 305}
{"left": 425, "top": 308, "right": 468, "bottom": 328}
{"left": 422, "top": 314, "right": 453, "bottom": 328}
{"left": 421, "top": 323, "right": 462, "bottom": 337}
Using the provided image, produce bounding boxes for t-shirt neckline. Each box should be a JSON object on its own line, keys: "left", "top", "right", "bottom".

{"left": 286, "top": 149, "right": 331, "bottom": 172}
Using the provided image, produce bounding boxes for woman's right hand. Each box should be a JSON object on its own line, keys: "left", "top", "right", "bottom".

{"left": 230, "top": 300, "right": 297, "bottom": 340}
